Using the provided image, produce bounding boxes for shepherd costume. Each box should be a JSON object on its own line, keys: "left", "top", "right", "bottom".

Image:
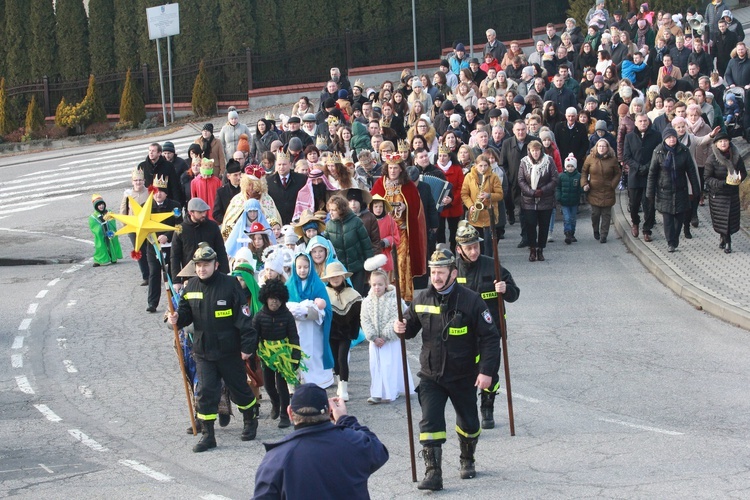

{"left": 89, "top": 194, "right": 123, "bottom": 266}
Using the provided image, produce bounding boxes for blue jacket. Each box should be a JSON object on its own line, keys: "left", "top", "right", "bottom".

{"left": 253, "top": 415, "right": 389, "bottom": 499}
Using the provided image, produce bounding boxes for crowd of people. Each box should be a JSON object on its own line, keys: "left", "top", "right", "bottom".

{"left": 86, "top": 5, "right": 750, "bottom": 494}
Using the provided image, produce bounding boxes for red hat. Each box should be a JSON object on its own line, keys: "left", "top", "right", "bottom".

{"left": 245, "top": 221, "right": 270, "bottom": 236}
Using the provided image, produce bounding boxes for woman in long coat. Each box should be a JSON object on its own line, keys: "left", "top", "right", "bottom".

{"left": 581, "top": 139, "right": 621, "bottom": 244}
{"left": 703, "top": 133, "right": 747, "bottom": 254}
{"left": 517, "top": 140, "right": 559, "bottom": 262}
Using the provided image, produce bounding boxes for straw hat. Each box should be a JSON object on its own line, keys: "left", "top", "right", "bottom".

{"left": 320, "top": 261, "right": 353, "bottom": 281}
{"left": 369, "top": 193, "right": 393, "bottom": 213}
{"left": 293, "top": 210, "right": 326, "bottom": 237}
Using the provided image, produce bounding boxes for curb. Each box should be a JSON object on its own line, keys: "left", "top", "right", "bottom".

{"left": 612, "top": 192, "right": 750, "bottom": 331}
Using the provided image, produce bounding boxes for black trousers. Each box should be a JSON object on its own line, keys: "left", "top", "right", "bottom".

{"left": 329, "top": 337, "right": 351, "bottom": 381}
{"left": 438, "top": 216, "right": 460, "bottom": 253}
{"left": 128, "top": 233, "right": 149, "bottom": 280}
{"left": 524, "top": 209, "right": 552, "bottom": 248}
{"left": 146, "top": 244, "right": 170, "bottom": 308}
{"left": 195, "top": 354, "right": 256, "bottom": 421}
{"left": 628, "top": 188, "right": 655, "bottom": 233}
{"left": 263, "top": 364, "right": 290, "bottom": 413}
{"left": 661, "top": 211, "right": 687, "bottom": 247}
{"left": 416, "top": 376, "right": 480, "bottom": 446}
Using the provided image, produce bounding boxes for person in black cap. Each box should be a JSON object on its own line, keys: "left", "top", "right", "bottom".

{"left": 213, "top": 159, "right": 243, "bottom": 224}
{"left": 280, "top": 116, "right": 314, "bottom": 150}
{"left": 646, "top": 127, "right": 701, "bottom": 252}
{"left": 162, "top": 141, "right": 189, "bottom": 178}
{"left": 193, "top": 123, "right": 227, "bottom": 178}
{"left": 434, "top": 100, "right": 455, "bottom": 137}
{"left": 137, "top": 142, "right": 184, "bottom": 206}
{"left": 145, "top": 174, "right": 182, "bottom": 313}
{"left": 252, "top": 383, "right": 388, "bottom": 498}
{"left": 168, "top": 243, "right": 260, "bottom": 452}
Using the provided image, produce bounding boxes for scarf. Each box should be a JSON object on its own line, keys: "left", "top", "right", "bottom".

{"left": 327, "top": 283, "right": 362, "bottom": 316}
{"left": 686, "top": 118, "right": 706, "bottom": 135}
{"left": 710, "top": 142, "right": 740, "bottom": 177}
{"left": 662, "top": 142, "right": 678, "bottom": 185}
{"left": 201, "top": 135, "right": 214, "bottom": 158}
{"left": 636, "top": 27, "right": 649, "bottom": 48}
{"left": 526, "top": 154, "right": 549, "bottom": 190}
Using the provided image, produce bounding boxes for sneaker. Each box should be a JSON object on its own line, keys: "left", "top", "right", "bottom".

{"left": 367, "top": 397, "right": 382, "bottom": 404}
{"left": 547, "top": 235, "right": 554, "bottom": 243}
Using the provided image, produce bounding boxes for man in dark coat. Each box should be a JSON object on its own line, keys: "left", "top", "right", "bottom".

{"left": 280, "top": 117, "right": 313, "bottom": 149}
{"left": 688, "top": 39, "right": 713, "bottom": 77}
{"left": 138, "top": 143, "right": 184, "bottom": 207}
{"left": 499, "top": 120, "right": 534, "bottom": 246}
{"left": 252, "top": 384, "right": 388, "bottom": 498}
{"left": 543, "top": 75, "right": 578, "bottom": 112}
{"left": 162, "top": 141, "right": 189, "bottom": 178}
{"left": 623, "top": 113, "right": 660, "bottom": 242}
{"left": 715, "top": 19, "right": 738, "bottom": 76}
{"left": 554, "top": 108, "right": 589, "bottom": 171}
{"left": 213, "top": 160, "right": 243, "bottom": 224}
{"left": 669, "top": 36, "right": 691, "bottom": 74}
{"left": 266, "top": 153, "right": 307, "bottom": 225}
{"left": 145, "top": 176, "right": 182, "bottom": 313}
{"left": 484, "top": 28, "right": 507, "bottom": 63}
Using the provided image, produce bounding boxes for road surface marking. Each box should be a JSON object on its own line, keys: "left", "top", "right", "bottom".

{"left": 27, "top": 303, "right": 38, "bottom": 315}
{"left": 34, "top": 404, "right": 62, "bottom": 422}
{"left": 0, "top": 228, "right": 93, "bottom": 246}
{"left": 38, "top": 464, "right": 54, "bottom": 474}
{"left": 202, "top": 495, "right": 233, "bottom": 500}
{"left": 35, "top": 290, "right": 48, "bottom": 298}
{"left": 18, "top": 318, "right": 32, "bottom": 330}
{"left": 57, "top": 338, "right": 67, "bottom": 349}
{"left": 496, "top": 387, "right": 541, "bottom": 403}
{"left": 599, "top": 418, "right": 683, "bottom": 436}
{"left": 63, "top": 360, "right": 78, "bottom": 373}
{"left": 119, "top": 460, "right": 172, "bottom": 482}
{"left": 47, "top": 278, "right": 61, "bottom": 287}
{"left": 68, "top": 429, "right": 109, "bottom": 452}
{"left": 12, "top": 336, "right": 24, "bottom": 349}
{"left": 64, "top": 264, "right": 85, "bottom": 274}
{"left": 79, "top": 385, "right": 93, "bottom": 398}
{"left": 67, "top": 300, "right": 77, "bottom": 307}
{"left": 11, "top": 354, "right": 22, "bottom": 368}
{"left": 15, "top": 375, "right": 34, "bottom": 394}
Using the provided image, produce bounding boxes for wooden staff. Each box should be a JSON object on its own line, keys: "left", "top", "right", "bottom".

{"left": 151, "top": 236, "right": 197, "bottom": 435}
{"left": 488, "top": 205, "right": 515, "bottom": 436}
{"left": 391, "top": 245, "right": 418, "bottom": 482}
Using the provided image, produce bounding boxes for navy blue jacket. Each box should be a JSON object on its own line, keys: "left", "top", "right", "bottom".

{"left": 253, "top": 415, "right": 388, "bottom": 499}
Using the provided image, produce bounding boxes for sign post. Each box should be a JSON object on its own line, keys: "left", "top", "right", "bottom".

{"left": 146, "top": 4, "right": 180, "bottom": 125}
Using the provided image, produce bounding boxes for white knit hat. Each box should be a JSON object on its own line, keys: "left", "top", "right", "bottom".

{"left": 564, "top": 153, "right": 577, "bottom": 169}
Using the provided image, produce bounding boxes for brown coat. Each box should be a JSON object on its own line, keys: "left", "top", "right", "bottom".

{"left": 461, "top": 166, "right": 504, "bottom": 227}
{"left": 581, "top": 144, "right": 621, "bottom": 207}
{"left": 193, "top": 136, "right": 226, "bottom": 178}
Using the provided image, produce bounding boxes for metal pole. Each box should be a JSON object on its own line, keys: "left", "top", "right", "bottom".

{"left": 167, "top": 36, "right": 174, "bottom": 123}
{"left": 156, "top": 39, "right": 168, "bottom": 127}
{"left": 412, "top": 0, "right": 418, "bottom": 72}
{"left": 468, "top": 0, "right": 474, "bottom": 59}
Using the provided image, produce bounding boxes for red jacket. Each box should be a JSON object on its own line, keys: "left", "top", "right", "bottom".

{"left": 437, "top": 162, "right": 465, "bottom": 218}
{"left": 191, "top": 175, "right": 222, "bottom": 220}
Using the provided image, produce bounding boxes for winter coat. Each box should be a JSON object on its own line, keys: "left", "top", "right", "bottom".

{"left": 361, "top": 285, "right": 401, "bottom": 342}
{"left": 219, "top": 121, "right": 252, "bottom": 162}
{"left": 437, "top": 163, "right": 465, "bottom": 218}
{"left": 555, "top": 122, "right": 590, "bottom": 168}
{"left": 170, "top": 215, "right": 229, "bottom": 282}
{"left": 581, "top": 146, "right": 621, "bottom": 207}
{"left": 704, "top": 143, "right": 747, "bottom": 235}
{"left": 193, "top": 136, "right": 226, "bottom": 178}
{"left": 325, "top": 211, "right": 375, "bottom": 274}
{"left": 616, "top": 115, "right": 635, "bottom": 162}
{"left": 460, "top": 166, "right": 504, "bottom": 228}
{"left": 724, "top": 55, "right": 750, "bottom": 89}
{"left": 358, "top": 209, "right": 382, "bottom": 256}
{"left": 499, "top": 135, "right": 534, "bottom": 209}
{"left": 350, "top": 121, "right": 371, "bottom": 154}
{"left": 647, "top": 142, "right": 701, "bottom": 215}
{"left": 250, "top": 130, "right": 280, "bottom": 163}
{"left": 252, "top": 415, "right": 388, "bottom": 499}
{"left": 623, "top": 127, "right": 661, "bottom": 189}
{"left": 327, "top": 285, "right": 362, "bottom": 341}
{"left": 517, "top": 153, "right": 559, "bottom": 211}
{"left": 137, "top": 155, "right": 184, "bottom": 206}
{"left": 252, "top": 305, "right": 300, "bottom": 362}
{"left": 556, "top": 169, "right": 582, "bottom": 206}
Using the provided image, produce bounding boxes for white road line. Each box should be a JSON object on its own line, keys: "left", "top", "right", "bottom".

{"left": 0, "top": 203, "right": 51, "bottom": 216}
{"left": 63, "top": 360, "right": 78, "bottom": 373}
{"left": 66, "top": 300, "right": 77, "bottom": 307}
{"left": 0, "top": 180, "right": 126, "bottom": 206}
{"left": 78, "top": 385, "right": 93, "bottom": 398}
{"left": 57, "top": 338, "right": 68, "bottom": 349}
{"left": 15, "top": 375, "right": 34, "bottom": 394}
{"left": 18, "top": 318, "right": 32, "bottom": 330}
{"left": 119, "top": 459, "right": 173, "bottom": 482}
{"left": 496, "top": 388, "right": 541, "bottom": 404}
{"left": 11, "top": 354, "right": 23, "bottom": 368}
{"left": 0, "top": 227, "right": 93, "bottom": 246}
{"left": 38, "top": 463, "right": 54, "bottom": 474}
{"left": 35, "top": 290, "right": 48, "bottom": 298}
{"left": 599, "top": 418, "right": 684, "bottom": 436}
{"left": 34, "top": 404, "right": 62, "bottom": 422}
{"left": 68, "top": 429, "right": 109, "bottom": 452}
{"left": 64, "top": 264, "right": 85, "bottom": 274}
{"left": 47, "top": 278, "right": 61, "bottom": 286}
{"left": 0, "top": 166, "right": 133, "bottom": 193}
{"left": 201, "top": 494, "right": 233, "bottom": 500}
{"left": 27, "top": 303, "right": 39, "bottom": 315}
{"left": 12, "top": 336, "right": 24, "bottom": 349}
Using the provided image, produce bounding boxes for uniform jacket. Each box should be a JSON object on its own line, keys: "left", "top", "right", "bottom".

{"left": 252, "top": 415, "right": 388, "bottom": 500}
{"left": 171, "top": 216, "right": 229, "bottom": 282}
{"left": 177, "top": 272, "right": 257, "bottom": 361}
{"left": 403, "top": 283, "right": 500, "bottom": 382}
{"left": 325, "top": 212, "right": 375, "bottom": 274}
{"left": 647, "top": 142, "right": 701, "bottom": 214}
{"left": 456, "top": 255, "right": 519, "bottom": 325}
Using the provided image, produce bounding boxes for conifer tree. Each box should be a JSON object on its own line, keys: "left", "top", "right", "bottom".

{"left": 25, "top": 96, "right": 45, "bottom": 133}
{"left": 254, "top": 0, "right": 283, "bottom": 83}
{"left": 56, "top": 0, "right": 90, "bottom": 81}
{"left": 114, "top": 0, "right": 140, "bottom": 73}
{"left": 84, "top": 75, "right": 108, "bottom": 124}
{"left": 5, "top": 1, "right": 31, "bottom": 85}
{"left": 192, "top": 61, "right": 216, "bottom": 117}
{"left": 29, "top": 0, "right": 57, "bottom": 81}
{"left": 219, "top": 0, "right": 255, "bottom": 95}
{"left": 0, "top": 1, "right": 6, "bottom": 73}
{"left": 0, "top": 78, "right": 14, "bottom": 134}
{"left": 174, "top": 0, "right": 204, "bottom": 97}
{"left": 89, "top": 0, "right": 116, "bottom": 76}
{"left": 119, "top": 69, "right": 146, "bottom": 126}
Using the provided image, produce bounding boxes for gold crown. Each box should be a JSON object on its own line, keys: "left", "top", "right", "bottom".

{"left": 276, "top": 150, "right": 290, "bottom": 162}
{"left": 380, "top": 117, "right": 392, "bottom": 128}
{"left": 316, "top": 135, "right": 328, "bottom": 148}
{"left": 131, "top": 167, "right": 144, "bottom": 181}
{"left": 382, "top": 152, "right": 405, "bottom": 165}
{"left": 326, "top": 115, "right": 340, "bottom": 125}
{"left": 354, "top": 79, "right": 365, "bottom": 90}
{"left": 324, "top": 153, "right": 342, "bottom": 166}
{"left": 438, "top": 144, "right": 451, "bottom": 155}
{"left": 153, "top": 174, "right": 169, "bottom": 189}
{"left": 445, "top": 92, "right": 455, "bottom": 101}
{"left": 342, "top": 153, "right": 355, "bottom": 166}
{"left": 397, "top": 139, "right": 410, "bottom": 153}
{"left": 264, "top": 112, "right": 276, "bottom": 121}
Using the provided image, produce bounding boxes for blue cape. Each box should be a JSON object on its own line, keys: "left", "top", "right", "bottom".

{"left": 225, "top": 198, "right": 277, "bottom": 258}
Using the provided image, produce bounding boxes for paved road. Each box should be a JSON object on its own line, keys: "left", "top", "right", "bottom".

{"left": 2, "top": 142, "right": 750, "bottom": 498}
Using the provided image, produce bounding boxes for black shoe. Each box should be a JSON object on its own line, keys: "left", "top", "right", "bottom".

{"left": 140, "top": 280, "right": 148, "bottom": 286}
{"left": 668, "top": 245, "right": 676, "bottom": 253}
{"left": 564, "top": 231, "right": 572, "bottom": 245}
{"left": 508, "top": 212, "right": 515, "bottom": 225}
{"left": 600, "top": 236, "right": 607, "bottom": 244}
{"left": 480, "top": 392, "right": 495, "bottom": 429}
{"left": 725, "top": 243, "right": 732, "bottom": 254}
{"left": 218, "top": 413, "right": 231, "bottom": 428}
{"left": 691, "top": 218, "right": 699, "bottom": 228}
{"left": 278, "top": 415, "right": 291, "bottom": 428}
{"left": 186, "top": 419, "right": 203, "bottom": 434}
{"left": 720, "top": 235, "right": 726, "bottom": 249}
{"left": 517, "top": 240, "right": 528, "bottom": 248}
{"left": 684, "top": 227, "right": 692, "bottom": 239}
{"left": 92, "top": 263, "right": 100, "bottom": 268}
{"left": 593, "top": 231, "right": 600, "bottom": 241}
{"left": 146, "top": 306, "right": 157, "bottom": 313}
{"left": 459, "top": 437, "right": 478, "bottom": 479}
{"left": 270, "top": 401, "right": 280, "bottom": 420}
{"left": 193, "top": 420, "right": 216, "bottom": 452}
{"left": 241, "top": 409, "right": 258, "bottom": 441}
{"left": 571, "top": 234, "right": 578, "bottom": 242}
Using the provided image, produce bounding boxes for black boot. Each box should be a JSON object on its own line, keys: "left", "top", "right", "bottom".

{"left": 480, "top": 392, "right": 496, "bottom": 429}
{"left": 459, "top": 437, "right": 478, "bottom": 479}
{"left": 278, "top": 412, "right": 291, "bottom": 429}
{"left": 192, "top": 420, "right": 216, "bottom": 452}
{"left": 564, "top": 231, "right": 572, "bottom": 245}
{"left": 725, "top": 235, "right": 732, "bottom": 254}
{"left": 417, "top": 445, "right": 443, "bottom": 491}
{"left": 270, "top": 401, "right": 280, "bottom": 420}
{"left": 684, "top": 225, "right": 692, "bottom": 239}
{"left": 186, "top": 418, "right": 203, "bottom": 435}
{"left": 241, "top": 407, "right": 259, "bottom": 441}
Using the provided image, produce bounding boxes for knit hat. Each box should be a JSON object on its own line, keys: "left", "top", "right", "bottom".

{"left": 289, "top": 137, "right": 303, "bottom": 152}
{"left": 324, "top": 98, "right": 336, "bottom": 109}
{"left": 237, "top": 133, "right": 250, "bottom": 154}
{"left": 513, "top": 94, "right": 526, "bottom": 105}
{"left": 290, "top": 383, "right": 329, "bottom": 415}
{"left": 228, "top": 110, "right": 239, "bottom": 120}
{"left": 455, "top": 43, "right": 466, "bottom": 52}
{"left": 406, "top": 166, "right": 420, "bottom": 183}
{"left": 225, "top": 159, "right": 242, "bottom": 174}
{"left": 662, "top": 127, "right": 677, "bottom": 140}
{"left": 539, "top": 130, "right": 554, "bottom": 142}
{"left": 585, "top": 95, "right": 599, "bottom": 105}
{"left": 234, "top": 247, "right": 254, "bottom": 265}
{"left": 91, "top": 193, "right": 105, "bottom": 209}
{"left": 411, "top": 78, "right": 424, "bottom": 88}
{"left": 440, "top": 59, "right": 450, "bottom": 68}
{"left": 202, "top": 123, "right": 214, "bottom": 133}
{"left": 338, "top": 89, "right": 348, "bottom": 99}
{"left": 593, "top": 74, "right": 605, "bottom": 84}
{"left": 440, "top": 100, "right": 455, "bottom": 111}
{"left": 564, "top": 153, "right": 577, "bottom": 169}
{"left": 162, "top": 141, "right": 176, "bottom": 153}
{"left": 595, "top": 119, "right": 608, "bottom": 132}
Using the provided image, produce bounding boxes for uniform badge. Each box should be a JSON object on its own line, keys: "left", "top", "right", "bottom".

{"left": 217, "top": 300, "right": 227, "bottom": 306}
{"left": 482, "top": 309, "right": 493, "bottom": 324}
{"left": 242, "top": 304, "right": 251, "bottom": 317}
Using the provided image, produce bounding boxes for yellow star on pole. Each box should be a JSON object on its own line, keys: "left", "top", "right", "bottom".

{"left": 110, "top": 192, "right": 175, "bottom": 251}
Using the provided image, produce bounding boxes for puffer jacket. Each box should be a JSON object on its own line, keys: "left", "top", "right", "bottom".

{"left": 704, "top": 143, "right": 747, "bottom": 235}
{"left": 252, "top": 305, "right": 300, "bottom": 362}
{"left": 517, "top": 153, "right": 559, "bottom": 211}
{"left": 647, "top": 142, "right": 700, "bottom": 215}
{"left": 581, "top": 145, "right": 621, "bottom": 207}
{"left": 460, "top": 166, "right": 504, "bottom": 228}
{"left": 556, "top": 169, "right": 582, "bottom": 206}
{"left": 325, "top": 211, "right": 374, "bottom": 273}
{"left": 219, "top": 121, "right": 252, "bottom": 162}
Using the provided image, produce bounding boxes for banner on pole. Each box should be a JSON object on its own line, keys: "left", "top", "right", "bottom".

{"left": 146, "top": 4, "right": 180, "bottom": 40}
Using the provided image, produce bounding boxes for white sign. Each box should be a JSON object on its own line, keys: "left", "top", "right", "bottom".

{"left": 146, "top": 4, "right": 180, "bottom": 40}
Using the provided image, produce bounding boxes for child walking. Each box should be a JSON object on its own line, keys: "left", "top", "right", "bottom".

{"left": 253, "top": 278, "right": 303, "bottom": 429}
{"left": 557, "top": 154, "right": 582, "bottom": 244}
{"left": 360, "top": 268, "right": 414, "bottom": 404}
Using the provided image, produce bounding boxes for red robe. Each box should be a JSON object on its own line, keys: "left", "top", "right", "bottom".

{"left": 371, "top": 177, "right": 427, "bottom": 278}
{"left": 191, "top": 175, "right": 223, "bottom": 220}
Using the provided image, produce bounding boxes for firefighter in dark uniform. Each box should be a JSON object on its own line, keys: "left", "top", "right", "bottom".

{"left": 394, "top": 245, "right": 501, "bottom": 491}
{"left": 168, "top": 243, "right": 259, "bottom": 453}
{"left": 455, "top": 221, "right": 520, "bottom": 430}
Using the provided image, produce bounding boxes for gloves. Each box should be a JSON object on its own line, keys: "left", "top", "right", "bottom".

{"left": 534, "top": 189, "right": 543, "bottom": 198}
